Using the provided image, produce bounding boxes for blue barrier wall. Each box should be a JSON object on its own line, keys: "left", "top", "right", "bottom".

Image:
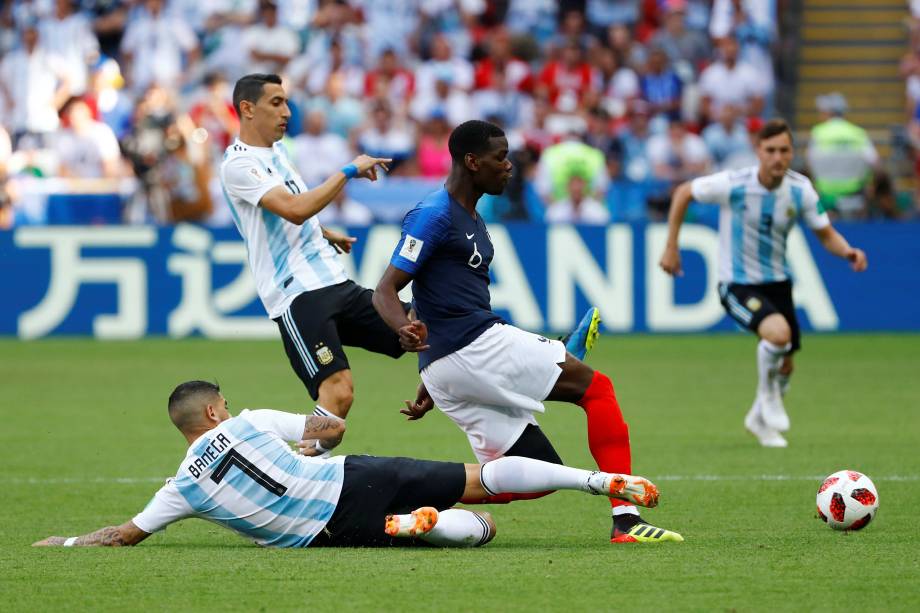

{"left": 1, "top": 222, "right": 917, "bottom": 338}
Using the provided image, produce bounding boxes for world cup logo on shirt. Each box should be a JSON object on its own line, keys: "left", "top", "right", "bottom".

{"left": 468, "top": 242, "right": 482, "bottom": 268}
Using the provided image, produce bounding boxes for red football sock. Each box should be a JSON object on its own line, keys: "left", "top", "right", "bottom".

{"left": 460, "top": 491, "right": 553, "bottom": 505}
{"left": 577, "top": 371, "right": 633, "bottom": 509}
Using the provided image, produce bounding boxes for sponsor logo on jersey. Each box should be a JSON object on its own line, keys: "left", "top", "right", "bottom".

{"left": 315, "top": 344, "right": 334, "bottom": 366}
{"left": 746, "top": 297, "right": 762, "bottom": 312}
{"left": 399, "top": 235, "right": 424, "bottom": 262}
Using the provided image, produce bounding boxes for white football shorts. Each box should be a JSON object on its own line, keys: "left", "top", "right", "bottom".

{"left": 421, "top": 323, "right": 566, "bottom": 462}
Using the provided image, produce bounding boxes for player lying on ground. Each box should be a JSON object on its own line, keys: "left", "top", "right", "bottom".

{"left": 373, "top": 120, "right": 682, "bottom": 544}
{"left": 658, "top": 118, "right": 867, "bottom": 448}
{"left": 33, "top": 381, "right": 662, "bottom": 548}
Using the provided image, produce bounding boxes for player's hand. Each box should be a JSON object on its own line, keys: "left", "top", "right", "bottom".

{"left": 322, "top": 227, "right": 357, "bottom": 254}
{"left": 350, "top": 155, "right": 391, "bottom": 182}
{"left": 32, "top": 536, "right": 67, "bottom": 546}
{"left": 659, "top": 244, "right": 683, "bottom": 277}
{"left": 398, "top": 320, "right": 430, "bottom": 352}
{"left": 401, "top": 382, "right": 434, "bottom": 421}
{"left": 296, "top": 439, "right": 324, "bottom": 457}
{"left": 846, "top": 247, "right": 867, "bottom": 272}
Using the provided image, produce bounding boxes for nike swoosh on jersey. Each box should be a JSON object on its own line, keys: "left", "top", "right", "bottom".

{"left": 466, "top": 233, "right": 474, "bottom": 239}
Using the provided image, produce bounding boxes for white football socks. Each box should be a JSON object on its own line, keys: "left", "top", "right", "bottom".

{"left": 479, "top": 456, "right": 599, "bottom": 495}
{"left": 419, "top": 509, "right": 494, "bottom": 547}
{"left": 757, "top": 340, "right": 790, "bottom": 396}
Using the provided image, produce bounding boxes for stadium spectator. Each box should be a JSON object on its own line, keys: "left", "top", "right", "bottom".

{"left": 409, "top": 68, "right": 474, "bottom": 127}
{"left": 356, "top": 99, "right": 415, "bottom": 174}
{"left": 298, "top": 0, "right": 363, "bottom": 77}
{"left": 296, "top": 36, "right": 364, "bottom": 99}
{"left": 81, "top": 0, "right": 130, "bottom": 59}
{"left": 120, "top": 0, "right": 199, "bottom": 93}
{"left": 648, "top": 118, "right": 711, "bottom": 183}
{"left": 292, "top": 108, "right": 352, "bottom": 189}
{"left": 363, "top": 48, "right": 416, "bottom": 111}
{"left": 188, "top": 72, "right": 240, "bottom": 162}
{"left": 0, "top": 21, "right": 70, "bottom": 147}
{"left": 640, "top": 46, "right": 684, "bottom": 121}
{"left": 545, "top": 173, "right": 611, "bottom": 225}
{"left": 38, "top": 0, "right": 100, "bottom": 96}
{"left": 55, "top": 96, "right": 122, "bottom": 180}
{"left": 710, "top": 0, "right": 776, "bottom": 94}
{"left": 648, "top": 1, "right": 710, "bottom": 79}
{"left": 535, "top": 130, "right": 610, "bottom": 204}
{"left": 352, "top": 0, "right": 421, "bottom": 62}
{"left": 159, "top": 116, "right": 215, "bottom": 223}
{"left": 415, "top": 110, "right": 453, "bottom": 179}
{"left": 605, "top": 22, "right": 647, "bottom": 71}
{"left": 593, "top": 45, "right": 640, "bottom": 113}
{"left": 585, "top": 0, "right": 640, "bottom": 34}
{"left": 504, "top": 0, "right": 558, "bottom": 46}
{"left": 414, "top": 33, "right": 474, "bottom": 100}
{"left": 87, "top": 58, "right": 134, "bottom": 141}
{"left": 698, "top": 35, "right": 765, "bottom": 123}
{"left": 307, "top": 71, "right": 365, "bottom": 139}
{"left": 807, "top": 93, "right": 885, "bottom": 220}
{"left": 612, "top": 99, "right": 654, "bottom": 183}
{"left": 473, "top": 27, "right": 533, "bottom": 95}
{"left": 702, "top": 104, "right": 754, "bottom": 170}
{"left": 197, "top": 0, "right": 256, "bottom": 82}
{"left": 538, "top": 39, "right": 594, "bottom": 111}
{"left": 0, "top": 124, "right": 10, "bottom": 229}
{"left": 316, "top": 189, "right": 374, "bottom": 226}
{"left": 242, "top": 1, "right": 300, "bottom": 76}
{"left": 549, "top": 8, "right": 596, "bottom": 54}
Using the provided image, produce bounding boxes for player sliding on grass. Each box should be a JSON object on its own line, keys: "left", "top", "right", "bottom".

{"left": 373, "top": 120, "right": 682, "bottom": 544}
{"left": 659, "top": 118, "right": 867, "bottom": 448}
{"left": 219, "top": 74, "right": 593, "bottom": 455}
{"left": 33, "top": 381, "right": 661, "bottom": 549}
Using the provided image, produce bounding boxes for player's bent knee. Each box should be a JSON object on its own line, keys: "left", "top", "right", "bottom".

{"left": 759, "top": 315, "right": 791, "bottom": 346}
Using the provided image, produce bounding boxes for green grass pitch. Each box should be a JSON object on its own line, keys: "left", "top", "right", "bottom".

{"left": 1, "top": 334, "right": 918, "bottom": 611}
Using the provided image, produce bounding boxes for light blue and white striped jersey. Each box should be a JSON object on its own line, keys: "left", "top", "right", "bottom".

{"left": 220, "top": 139, "right": 348, "bottom": 319}
{"left": 691, "top": 166, "right": 830, "bottom": 285}
{"left": 132, "top": 410, "right": 345, "bottom": 548}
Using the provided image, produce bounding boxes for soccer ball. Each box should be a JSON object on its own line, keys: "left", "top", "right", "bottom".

{"left": 816, "top": 470, "right": 879, "bottom": 531}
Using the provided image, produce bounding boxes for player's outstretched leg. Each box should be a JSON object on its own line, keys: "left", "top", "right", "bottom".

{"left": 563, "top": 306, "right": 601, "bottom": 361}
{"left": 475, "top": 456, "right": 659, "bottom": 508}
{"left": 386, "top": 508, "right": 496, "bottom": 547}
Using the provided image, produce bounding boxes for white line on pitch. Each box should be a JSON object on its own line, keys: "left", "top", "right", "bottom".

{"left": 1, "top": 475, "right": 917, "bottom": 485}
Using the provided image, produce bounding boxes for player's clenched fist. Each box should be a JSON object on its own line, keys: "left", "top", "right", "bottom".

{"left": 398, "top": 320, "right": 429, "bottom": 352}
{"left": 659, "top": 244, "right": 683, "bottom": 277}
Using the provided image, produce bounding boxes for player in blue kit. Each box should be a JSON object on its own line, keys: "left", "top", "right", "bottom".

{"left": 373, "top": 121, "right": 682, "bottom": 543}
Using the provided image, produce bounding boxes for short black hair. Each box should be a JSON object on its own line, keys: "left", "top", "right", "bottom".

{"left": 757, "top": 118, "right": 793, "bottom": 143}
{"left": 448, "top": 120, "right": 506, "bottom": 164}
{"left": 232, "top": 73, "right": 282, "bottom": 116}
{"left": 168, "top": 380, "right": 221, "bottom": 430}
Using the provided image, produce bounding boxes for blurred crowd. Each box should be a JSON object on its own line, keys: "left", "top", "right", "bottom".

{"left": 0, "top": 0, "right": 908, "bottom": 229}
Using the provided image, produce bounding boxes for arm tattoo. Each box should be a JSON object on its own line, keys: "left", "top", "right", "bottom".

{"left": 75, "top": 526, "right": 128, "bottom": 547}
{"left": 304, "top": 416, "right": 340, "bottom": 435}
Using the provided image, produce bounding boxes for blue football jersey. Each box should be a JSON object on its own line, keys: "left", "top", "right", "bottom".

{"left": 391, "top": 189, "right": 504, "bottom": 369}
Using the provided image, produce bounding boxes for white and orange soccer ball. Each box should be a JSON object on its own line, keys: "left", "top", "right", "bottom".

{"left": 816, "top": 470, "right": 879, "bottom": 531}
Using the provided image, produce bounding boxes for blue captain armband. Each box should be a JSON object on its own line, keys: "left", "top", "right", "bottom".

{"left": 341, "top": 164, "right": 358, "bottom": 179}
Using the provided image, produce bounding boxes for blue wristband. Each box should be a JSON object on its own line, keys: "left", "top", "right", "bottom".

{"left": 341, "top": 164, "right": 358, "bottom": 179}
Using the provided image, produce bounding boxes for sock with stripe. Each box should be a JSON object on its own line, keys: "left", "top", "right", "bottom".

{"left": 576, "top": 371, "right": 633, "bottom": 510}
{"left": 757, "top": 340, "right": 790, "bottom": 396}
{"left": 612, "top": 505, "right": 642, "bottom": 532}
{"left": 419, "top": 509, "right": 494, "bottom": 547}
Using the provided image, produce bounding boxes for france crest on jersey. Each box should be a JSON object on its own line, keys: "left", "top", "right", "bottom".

{"left": 690, "top": 166, "right": 830, "bottom": 285}
{"left": 391, "top": 189, "right": 503, "bottom": 370}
